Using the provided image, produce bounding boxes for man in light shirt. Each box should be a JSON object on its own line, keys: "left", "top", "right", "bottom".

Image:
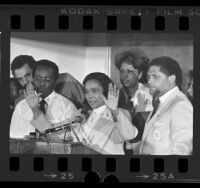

{"left": 10, "top": 55, "right": 85, "bottom": 109}
{"left": 25, "top": 72, "right": 138, "bottom": 154}
{"left": 10, "top": 59, "right": 77, "bottom": 139}
{"left": 138, "top": 56, "right": 193, "bottom": 155}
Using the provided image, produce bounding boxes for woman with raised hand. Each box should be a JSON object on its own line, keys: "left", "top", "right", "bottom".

{"left": 29, "top": 72, "right": 138, "bottom": 154}
{"left": 75, "top": 72, "right": 138, "bottom": 154}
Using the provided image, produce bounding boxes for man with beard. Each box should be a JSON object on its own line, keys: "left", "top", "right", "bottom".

{"left": 139, "top": 56, "right": 193, "bottom": 155}
{"left": 10, "top": 60, "right": 77, "bottom": 139}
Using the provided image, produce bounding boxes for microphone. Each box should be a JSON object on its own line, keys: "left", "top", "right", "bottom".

{"left": 43, "top": 115, "right": 84, "bottom": 135}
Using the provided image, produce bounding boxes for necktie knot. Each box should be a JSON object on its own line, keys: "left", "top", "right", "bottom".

{"left": 39, "top": 98, "right": 46, "bottom": 104}
{"left": 150, "top": 97, "right": 160, "bottom": 119}
{"left": 152, "top": 98, "right": 160, "bottom": 109}
{"left": 39, "top": 98, "right": 47, "bottom": 114}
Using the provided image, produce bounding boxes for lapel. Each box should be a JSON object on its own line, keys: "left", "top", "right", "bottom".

{"left": 143, "top": 88, "right": 181, "bottom": 139}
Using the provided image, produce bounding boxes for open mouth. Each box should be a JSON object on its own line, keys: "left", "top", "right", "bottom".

{"left": 88, "top": 101, "right": 96, "bottom": 105}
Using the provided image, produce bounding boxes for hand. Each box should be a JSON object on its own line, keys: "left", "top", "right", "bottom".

{"left": 23, "top": 83, "right": 42, "bottom": 110}
{"left": 69, "top": 109, "right": 87, "bottom": 125}
{"left": 135, "top": 92, "right": 148, "bottom": 113}
{"left": 125, "top": 141, "right": 133, "bottom": 150}
{"left": 101, "top": 83, "right": 119, "bottom": 115}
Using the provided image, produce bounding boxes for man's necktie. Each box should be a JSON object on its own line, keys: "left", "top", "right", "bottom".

{"left": 30, "top": 98, "right": 47, "bottom": 139}
{"left": 150, "top": 97, "right": 160, "bottom": 120}
{"left": 39, "top": 98, "right": 47, "bottom": 114}
{"left": 34, "top": 98, "right": 47, "bottom": 139}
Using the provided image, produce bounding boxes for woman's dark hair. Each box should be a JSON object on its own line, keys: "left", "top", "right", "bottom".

{"left": 115, "top": 48, "right": 150, "bottom": 83}
{"left": 83, "top": 72, "right": 113, "bottom": 98}
{"left": 82, "top": 72, "right": 113, "bottom": 119}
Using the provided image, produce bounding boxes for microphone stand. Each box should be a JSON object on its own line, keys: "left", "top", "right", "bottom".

{"left": 40, "top": 116, "right": 83, "bottom": 143}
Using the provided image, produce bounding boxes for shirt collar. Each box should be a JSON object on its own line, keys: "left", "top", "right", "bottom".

{"left": 159, "top": 86, "right": 179, "bottom": 104}
{"left": 92, "top": 105, "right": 107, "bottom": 114}
{"left": 39, "top": 90, "right": 55, "bottom": 104}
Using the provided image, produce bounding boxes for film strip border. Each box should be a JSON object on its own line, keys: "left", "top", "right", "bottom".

{"left": 0, "top": 6, "right": 199, "bottom": 182}
{"left": 10, "top": 14, "right": 190, "bottom": 31}
{"left": 0, "top": 6, "right": 198, "bottom": 32}
{"left": 8, "top": 156, "right": 191, "bottom": 182}
{"left": 9, "top": 14, "right": 191, "bottom": 31}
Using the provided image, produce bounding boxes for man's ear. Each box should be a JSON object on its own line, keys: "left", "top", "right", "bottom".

{"left": 168, "top": 75, "right": 176, "bottom": 84}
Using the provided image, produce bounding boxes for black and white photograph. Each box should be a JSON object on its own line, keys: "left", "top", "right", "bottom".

{"left": 9, "top": 32, "right": 193, "bottom": 155}
{"left": 0, "top": 32, "right": 1, "bottom": 86}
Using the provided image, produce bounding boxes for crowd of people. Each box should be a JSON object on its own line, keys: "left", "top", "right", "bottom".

{"left": 9, "top": 48, "right": 193, "bottom": 155}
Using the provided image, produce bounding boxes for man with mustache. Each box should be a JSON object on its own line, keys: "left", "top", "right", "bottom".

{"left": 139, "top": 56, "right": 193, "bottom": 155}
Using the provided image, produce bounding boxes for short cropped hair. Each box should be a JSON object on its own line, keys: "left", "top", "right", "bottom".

{"left": 115, "top": 48, "right": 150, "bottom": 83}
{"left": 33, "top": 59, "right": 59, "bottom": 81}
{"left": 11, "top": 55, "right": 36, "bottom": 76}
{"left": 83, "top": 72, "right": 113, "bottom": 98}
{"left": 149, "top": 56, "right": 183, "bottom": 88}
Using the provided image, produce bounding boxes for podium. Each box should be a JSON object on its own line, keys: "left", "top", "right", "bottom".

{"left": 10, "top": 139, "right": 100, "bottom": 154}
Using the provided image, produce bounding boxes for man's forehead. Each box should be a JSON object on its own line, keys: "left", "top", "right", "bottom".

{"left": 148, "top": 65, "right": 162, "bottom": 74}
{"left": 34, "top": 66, "right": 54, "bottom": 75}
{"left": 14, "top": 64, "right": 32, "bottom": 77}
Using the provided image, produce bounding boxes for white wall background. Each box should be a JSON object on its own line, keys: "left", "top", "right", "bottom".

{"left": 110, "top": 33, "right": 193, "bottom": 92}
{"left": 10, "top": 33, "right": 108, "bottom": 83}
{"left": 10, "top": 33, "right": 193, "bottom": 93}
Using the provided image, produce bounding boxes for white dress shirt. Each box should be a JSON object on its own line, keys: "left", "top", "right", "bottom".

{"left": 10, "top": 91, "right": 77, "bottom": 139}
{"left": 159, "top": 86, "right": 178, "bottom": 104}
